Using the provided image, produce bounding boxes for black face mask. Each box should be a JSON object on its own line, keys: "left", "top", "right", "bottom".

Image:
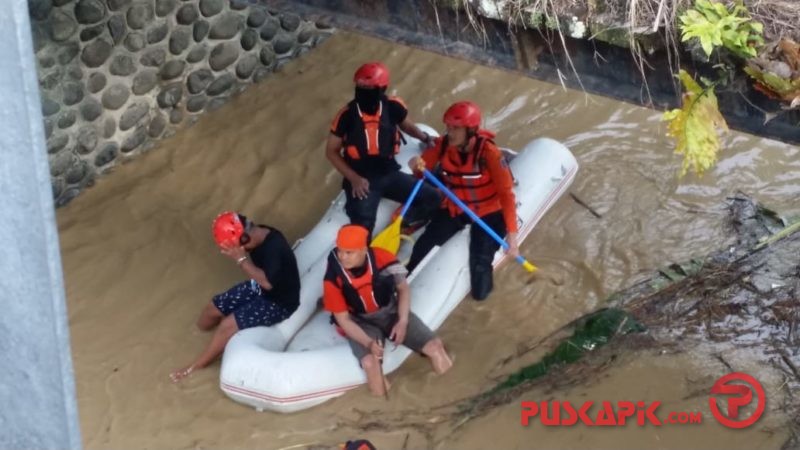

{"left": 354, "top": 86, "right": 383, "bottom": 114}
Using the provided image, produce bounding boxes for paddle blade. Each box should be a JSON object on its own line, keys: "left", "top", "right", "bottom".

{"left": 522, "top": 260, "right": 538, "bottom": 273}
{"left": 371, "top": 218, "right": 403, "bottom": 254}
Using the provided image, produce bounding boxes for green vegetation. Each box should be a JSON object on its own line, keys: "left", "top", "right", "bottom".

{"left": 679, "top": 0, "right": 764, "bottom": 59}
{"left": 483, "top": 308, "right": 645, "bottom": 397}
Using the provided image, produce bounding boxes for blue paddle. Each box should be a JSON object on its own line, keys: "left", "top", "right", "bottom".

{"left": 422, "top": 169, "right": 537, "bottom": 272}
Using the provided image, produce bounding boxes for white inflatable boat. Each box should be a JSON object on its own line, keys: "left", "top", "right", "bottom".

{"left": 219, "top": 126, "right": 578, "bottom": 413}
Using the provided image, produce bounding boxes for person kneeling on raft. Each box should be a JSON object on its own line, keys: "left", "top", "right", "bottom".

{"left": 170, "top": 212, "right": 301, "bottom": 382}
{"left": 323, "top": 224, "right": 453, "bottom": 397}
{"left": 406, "top": 101, "right": 520, "bottom": 301}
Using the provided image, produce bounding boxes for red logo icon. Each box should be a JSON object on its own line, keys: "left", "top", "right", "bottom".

{"left": 709, "top": 372, "right": 765, "bottom": 429}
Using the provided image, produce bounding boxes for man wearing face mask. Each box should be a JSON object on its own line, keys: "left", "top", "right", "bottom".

{"left": 326, "top": 62, "right": 441, "bottom": 235}
{"left": 406, "top": 101, "right": 520, "bottom": 301}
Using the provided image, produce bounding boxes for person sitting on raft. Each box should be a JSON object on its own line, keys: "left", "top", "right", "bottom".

{"left": 170, "top": 212, "right": 300, "bottom": 382}
{"left": 322, "top": 224, "right": 453, "bottom": 396}
{"left": 325, "top": 61, "right": 441, "bottom": 236}
{"left": 406, "top": 101, "right": 519, "bottom": 301}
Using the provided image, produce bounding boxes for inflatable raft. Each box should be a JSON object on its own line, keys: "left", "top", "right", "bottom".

{"left": 219, "top": 126, "right": 578, "bottom": 413}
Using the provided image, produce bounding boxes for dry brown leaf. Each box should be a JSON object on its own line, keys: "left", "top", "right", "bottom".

{"left": 777, "top": 38, "right": 800, "bottom": 72}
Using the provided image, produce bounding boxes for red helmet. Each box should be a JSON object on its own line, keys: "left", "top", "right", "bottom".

{"left": 212, "top": 211, "right": 245, "bottom": 248}
{"left": 443, "top": 101, "right": 481, "bottom": 128}
{"left": 353, "top": 62, "right": 389, "bottom": 88}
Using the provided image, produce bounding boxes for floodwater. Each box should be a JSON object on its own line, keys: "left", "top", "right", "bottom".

{"left": 56, "top": 31, "right": 800, "bottom": 449}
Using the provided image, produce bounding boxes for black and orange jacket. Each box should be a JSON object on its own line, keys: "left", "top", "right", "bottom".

{"left": 323, "top": 247, "right": 399, "bottom": 315}
{"left": 329, "top": 96, "right": 408, "bottom": 176}
{"left": 417, "top": 129, "right": 518, "bottom": 233}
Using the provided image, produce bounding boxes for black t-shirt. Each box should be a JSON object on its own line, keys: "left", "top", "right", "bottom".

{"left": 330, "top": 97, "right": 408, "bottom": 177}
{"left": 249, "top": 226, "right": 300, "bottom": 311}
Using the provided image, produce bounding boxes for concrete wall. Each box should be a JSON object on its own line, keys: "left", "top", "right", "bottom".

{"left": 261, "top": 0, "right": 800, "bottom": 145}
{"left": 29, "top": 0, "right": 334, "bottom": 207}
{"left": 0, "top": 0, "right": 82, "bottom": 448}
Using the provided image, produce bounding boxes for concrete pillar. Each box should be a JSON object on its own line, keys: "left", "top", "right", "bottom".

{"left": 0, "top": 0, "right": 83, "bottom": 449}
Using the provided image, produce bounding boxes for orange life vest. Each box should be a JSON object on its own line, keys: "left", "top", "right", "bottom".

{"left": 342, "top": 98, "right": 401, "bottom": 162}
{"left": 326, "top": 249, "right": 396, "bottom": 315}
{"left": 437, "top": 130, "right": 505, "bottom": 218}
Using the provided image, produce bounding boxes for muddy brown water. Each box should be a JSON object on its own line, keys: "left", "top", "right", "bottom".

{"left": 56, "top": 31, "right": 800, "bottom": 449}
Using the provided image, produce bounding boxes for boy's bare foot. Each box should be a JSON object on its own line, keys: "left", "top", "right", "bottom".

{"left": 169, "top": 365, "right": 194, "bottom": 383}
{"left": 432, "top": 349, "right": 453, "bottom": 375}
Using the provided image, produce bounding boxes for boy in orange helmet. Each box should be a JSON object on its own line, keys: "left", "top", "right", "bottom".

{"left": 323, "top": 224, "right": 453, "bottom": 396}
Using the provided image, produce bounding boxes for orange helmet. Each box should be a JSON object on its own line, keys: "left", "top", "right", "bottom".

{"left": 336, "top": 224, "right": 369, "bottom": 250}
{"left": 353, "top": 62, "right": 390, "bottom": 88}
{"left": 443, "top": 101, "right": 481, "bottom": 128}
{"left": 212, "top": 211, "right": 247, "bottom": 247}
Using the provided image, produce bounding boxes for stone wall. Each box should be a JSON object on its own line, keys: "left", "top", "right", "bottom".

{"left": 29, "top": 0, "right": 333, "bottom": 207}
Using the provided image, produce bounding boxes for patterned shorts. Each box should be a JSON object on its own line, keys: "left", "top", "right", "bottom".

{"left": 212, "top": 280, "right": 293, "bottom": 330}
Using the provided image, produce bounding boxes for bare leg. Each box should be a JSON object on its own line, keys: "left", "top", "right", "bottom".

{"left": 196, "top": 301, "right": 224, "bottom": 331}
{"left": 361, "top": 354, "right": 390, "bottom": 396}
{"left": 421, "top": 338, "right": 453, "bottom": 375}
{"left": 170, "top": 315, "right": 239, "bottom": 382}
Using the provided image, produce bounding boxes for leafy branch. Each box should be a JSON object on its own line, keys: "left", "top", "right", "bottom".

{"left": 679, "top": 0, "right": 764, "bottom": 59}
{"left": 662, "top": 70, "right": 729, "bottom": 177}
